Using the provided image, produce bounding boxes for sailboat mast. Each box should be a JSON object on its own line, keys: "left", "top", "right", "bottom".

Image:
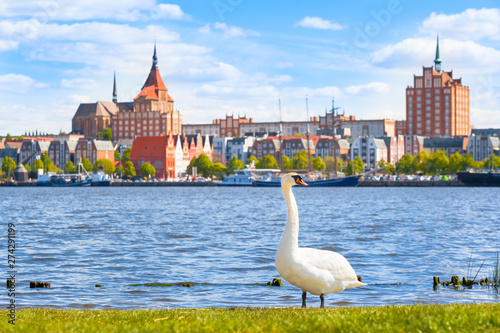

{"left": 278, "top": 99, "right": 284, "bottom": 172}
{"left": 331, "top": 97, "right": 340, "bottom": 179}
{"left": 306, "top": 95, "right": 312, "bottom": 172}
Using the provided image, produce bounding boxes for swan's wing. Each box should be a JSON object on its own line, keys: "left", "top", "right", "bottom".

{"left": 298, "top": 247, "right": 364, "bottom": 288}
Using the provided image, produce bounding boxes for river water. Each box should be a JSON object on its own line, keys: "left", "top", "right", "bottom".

{"left": 2, "top": 186, "right": 499, "bottom": 309}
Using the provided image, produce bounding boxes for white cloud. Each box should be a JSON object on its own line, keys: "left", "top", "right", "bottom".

{"left": 154, "top": 4, "right": 191, "bottom": 20}
{"left": 198, "top": 24, "right": 211, "bottom": 34}
{"left": 61, "top": 78, "right": 100, "bottom": 90}
{"left": 344, "top": 82, "right": 390, "bottom": 95}
{"left": 371, "top": 37, "right": 500, "bottom": 73}
{"left": 276, "top": 62, "right": 293, "bottom": 69}
{"left": 0, "top": 74, "right": 47, "bottom": 93}
{"left": 420, "top": 8, "right": 500, "bottom": 41}
{"left": 296, "top": 16, "right": 343, "bottom": 30}
{"left": 0, "top": 40, "right": 19, "bottom": 52}
{"left": 0, "top": 0, "right": 158, "bottom": 21}
{"left": 0, "top": 20, "right": 179, "bottom": 44}
{"left": 213, "top": 22, "right": 260, "bottom": 38}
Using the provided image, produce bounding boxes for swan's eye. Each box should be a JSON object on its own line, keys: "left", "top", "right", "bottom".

{"left": 292, "top": 175, "right": 301, "bottom": 183}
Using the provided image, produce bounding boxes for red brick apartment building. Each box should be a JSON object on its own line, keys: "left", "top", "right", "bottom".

{"left": 406, "top": 37, "right": 470, "bottom": 137}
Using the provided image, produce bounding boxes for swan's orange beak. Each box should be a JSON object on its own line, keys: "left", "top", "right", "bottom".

{"left": 296, "top": 179, "right": 308, "bottom": 186}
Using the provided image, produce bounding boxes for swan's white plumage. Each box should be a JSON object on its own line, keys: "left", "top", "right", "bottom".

{"left": 275, "top": 173, "right": 366, "bottom": 299}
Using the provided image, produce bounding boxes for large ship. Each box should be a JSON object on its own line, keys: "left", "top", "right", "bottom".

{"left": 253, "top": 174, "right": 360, "bottom": 187}
{"left": 457, "top": 171, "right": 500, "bottom": 186}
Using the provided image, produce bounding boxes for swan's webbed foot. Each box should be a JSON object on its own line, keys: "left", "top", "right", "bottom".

{"left": 302, "top": 291, "right": 307, "bottom": 308}
{"left": 320, "top": 293, "right": 325, "bottom": 308}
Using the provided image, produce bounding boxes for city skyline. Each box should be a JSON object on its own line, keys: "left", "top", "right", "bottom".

{"left": 1, "top": 1, "right": 499, "bottom": 135}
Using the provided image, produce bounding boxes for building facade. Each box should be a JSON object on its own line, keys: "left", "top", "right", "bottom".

{"left": 113, "top": 45, "right": 182, "bottom": 141}
{"left": 406, "top": 37, "right": 470, "bottom": 137}
{"left": 351, "top": 137, "right": 388, "bottom": 170}
{"left": 74, "top": 139, "right": 115, "bottom": 165}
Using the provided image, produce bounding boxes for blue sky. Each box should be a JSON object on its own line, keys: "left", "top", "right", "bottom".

{"left": 1, "top": 0, "right": 500, "bottom": 135}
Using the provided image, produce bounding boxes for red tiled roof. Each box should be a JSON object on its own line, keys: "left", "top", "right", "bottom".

{"left": 134, "top": 68, "right": 171, "bottom": 101}
{"left": 130, "top": 136, "right": 168, "bottom": 159}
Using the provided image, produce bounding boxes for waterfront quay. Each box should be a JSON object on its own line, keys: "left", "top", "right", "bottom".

{"left": 1, "top": 180, "right": 465, "bottom": 187}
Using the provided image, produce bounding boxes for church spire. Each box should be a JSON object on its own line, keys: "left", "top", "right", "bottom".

{"left": 152, "top": 41, "right": 158, "bottom": 70}
{"left": 112, "top": 71, "right": 117, "bottom": 103}
{"left": 434, "top": 35, "right": 442, "bottom": 74}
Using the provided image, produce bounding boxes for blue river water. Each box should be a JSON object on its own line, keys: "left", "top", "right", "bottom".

{"left": 2, "top": 186, "right": 500, "bottom": 309}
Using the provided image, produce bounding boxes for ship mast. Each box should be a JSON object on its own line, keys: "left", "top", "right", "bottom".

{"left": 330, "top": 97, "right": 340, "bottom": 179}
{"left": 278, "top": 99, "right": 284, "bottom": 172}
{"left": 306, "top": 95, "right": 312, "bottom": 173}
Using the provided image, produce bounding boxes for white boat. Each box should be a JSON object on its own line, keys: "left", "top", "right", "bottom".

{"left": 216, "top": 162, "right": 281, "bottom": 187}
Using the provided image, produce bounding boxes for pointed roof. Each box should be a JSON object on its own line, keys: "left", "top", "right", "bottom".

{"left": 434, "top": 35, "right": 441, "bottom": 63}
{"left": 134, "top": 44, "right": 172, "bottom": 101}
{"left": 112, "top": 72, "right": 117, "bottom": 102}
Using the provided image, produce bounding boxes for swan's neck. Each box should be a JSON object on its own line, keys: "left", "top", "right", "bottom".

{"left": 279, "top": 184, "right": 299, "bottom": 250}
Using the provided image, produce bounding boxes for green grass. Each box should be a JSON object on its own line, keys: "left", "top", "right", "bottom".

{"left": 2, "top": 304, "right": 500, "bottom": 332}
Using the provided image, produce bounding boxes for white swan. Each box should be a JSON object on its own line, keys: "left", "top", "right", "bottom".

{"left": 276, "top": 173, "right": 366, "bottom": 308}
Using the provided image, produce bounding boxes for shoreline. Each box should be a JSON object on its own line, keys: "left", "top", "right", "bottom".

{"left": 0, "top": 180, "right": 468, "bottom": 187}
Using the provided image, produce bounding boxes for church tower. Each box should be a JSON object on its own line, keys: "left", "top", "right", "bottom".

{"left": 112, "top": 43, "right": 182, "bottom": 141}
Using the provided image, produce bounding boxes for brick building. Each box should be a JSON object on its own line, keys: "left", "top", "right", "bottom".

{"left": 113, "top": 45, "right": 182, "bottom": 140}
{"left": 406, "top": 37, "right": 470, "bottom": 137}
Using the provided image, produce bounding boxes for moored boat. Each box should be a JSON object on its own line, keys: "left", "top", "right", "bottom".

{"left": 253, "top": 175, "right": 360, "bottom": 187}
{"left": 216, "top": 162, "right": 281, "bottom": 187}
{"left": 457, "top": 171, "right": 500, "bottom": 186}
{"left": 37, "top": 173, "right": 92, "bottom": 187}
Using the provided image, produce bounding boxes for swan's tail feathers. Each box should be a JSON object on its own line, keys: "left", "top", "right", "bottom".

{"left": 345, "top": 280, "right": 367, "bottom": 289}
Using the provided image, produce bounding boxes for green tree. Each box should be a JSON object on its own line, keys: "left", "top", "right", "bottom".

{"left": 64, "top": 161, "right": 77, "bottom": 174}
{"left": 429, "top": 151, "right": 449, "bottom": 175}
{"left": 259, "top": 154, "right": 278, "bottom": 169}
{"left": 212, "top": 162, "right": 227, "bottom": 180}
{"left": 97, "top": 127, "right": 112, "bottom": 141}
{"left": 41, "top": 152, "right": 57, "bottom": 173}
{"left": 245, "top": 155, "right": 259, "bottom": 168}
{"left": 122, "top": 148, "right": 131, "bottom": 161}
{"left": 94, "top": 159, "right": 116, "bottom": 175}
{"left": 312, "top": 156, "right": 326, "bottom": 171}
{"left": 195, "top": 154, "right": 214, "bottom": 178}
{"left": 6, "top": 133, "right": 12, "bottom": 140}
{"left": 447, "top": 152, "right": 468, "bottom": 174}
{"left": 114, "top": 150, "right": 120, "bottom": 161}
{"left": 227, "top": 156, "right": 244, "bottom": 173}
{"left": 292, "top": 150, "right": 309, "bottom": 170}
{"left": 25, "top": 164, "right": 31, "bottom": 173}
{"left": 115, "top": 164, "right": 124, "bottom": 178}
{"left": 282, "top": 155, "right": 291, "bottom": 171}
{"left": 479, "top": 154, "right": 500, "bottom": 170}
{"left": 384, "top": 163, "right": 395, "bottom": 174}
{"left": 81, "top": 157, "right": 93, "bottom": 172}
{"left": 396, "top": 154, "right": 417, "bottom": 175}
{"left": 1, "top": 156, "right": 16, "bottom": 177}
{"left": 32, "top": 159, "right": 44, "bottom": 174}
{"left": 324, "top": 156, "right": 342, "bottom": 173}
{"left": 353, "top": 156, "right": 364, "bottom": 174}
{"left": 124, "top": 161, "right": 136, "bottom": 178}
{"left": 141, "top": 162, "right": 156, "bottom": 178}
{"left": 187, "top": 156, "right": 197, "bottom": 175}
{"left": 416, "top": 151, "right": 431, "bottom": 174}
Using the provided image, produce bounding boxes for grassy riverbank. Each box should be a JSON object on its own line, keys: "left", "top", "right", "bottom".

{"left": 2, "top": 303, "right": 500, "bottom": 332}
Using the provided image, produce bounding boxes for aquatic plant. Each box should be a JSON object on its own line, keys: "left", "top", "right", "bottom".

{"left": 493, "top": 250, "right": 499, "bottom": 291}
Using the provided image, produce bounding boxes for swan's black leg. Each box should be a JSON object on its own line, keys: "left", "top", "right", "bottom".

{"left": 302, "top": 291, "right": 307, "bottom": 308}
{"left": 320, "top": 293, "right": 325, "bottom": 308}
